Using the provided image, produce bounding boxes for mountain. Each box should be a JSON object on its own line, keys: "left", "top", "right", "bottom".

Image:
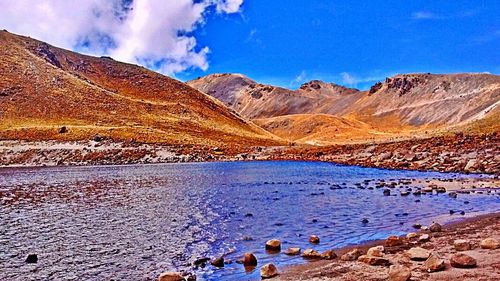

{"left": 0, "top": 31, "right": 281, "bottom": 148}
{"left": 190, "top": 73, "right": 500, "bottom": 144}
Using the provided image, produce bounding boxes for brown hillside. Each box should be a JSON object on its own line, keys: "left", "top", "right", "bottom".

{"left": 0, "top": 31, "right": 282, "bottom": 148}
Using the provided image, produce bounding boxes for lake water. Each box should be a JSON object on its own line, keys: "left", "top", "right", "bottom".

{"left": 1, "top": 161, "right": 499, "bottom": 280}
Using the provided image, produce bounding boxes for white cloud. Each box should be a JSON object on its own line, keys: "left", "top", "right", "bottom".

{"left": 290, "top": 70, "right": 307, "bottom": 86}
{"left": 412, "top": 11, "right": 438, "bottom": 20}
{"left": 340, "top": 72, "right": 356, "bottom": 85}
{"left": 0, "top": 0, "right": 244, "bottom": 75}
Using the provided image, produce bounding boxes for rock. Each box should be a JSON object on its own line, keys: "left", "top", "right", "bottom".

{"left": 464, "top": 159, "right": 477, "bottom": 171}
{"left": 260, "top": 263, "right": 278, "bottom": 279}
{"left": 407, "top": 247, "right": 430, "bottom": 261}
{"left": 242, "top": 252, "right": 257, "bottom": 266}
{"left": 386, "top": 236, "right": 403, "bottom": 247}
{"left": 406, "top": 233, "right": 418, "bottom": 239}
{"left": 419, "top": 234, "right": 430, "bottom": 242}
{"left": 424, "top": 254, "right": 445, "bottom": 272}
{"left": 58, "top": 126, "right": 67, "bottom": 134}
{"left": 309, "top": 235, "right": 320, "bottom": 244}
{"left": 448, "top": 192, "right": 458, "bottom": 198}
{"left": 158, "top": 272, "right": 184, "bottom": 281}
{"left": 480, "top": 238, "right": 500, "bottom": 249}
{"left": 340, "top": 248, "right": 362, "bottom": 261}
{"left": 450, "top": 253, "right": 477, "bottom": 268}
{"left": 367, "top": 246, "right": 385, "bottom": 257}
{"left": 302, "top": 249, "right": 322, "bottom": 259}
{"left": 265, "top": 239, "right": 281, "bottom": 251}
{"left": 362, "top": 218, "right": 369, "bottom": 224}
{"left": 454, "top": 239, "right": 471, "bottom": 251}
{"left": 321, "top": 249, "right": 337, "bottom": 260}
{"left": 25, "top": 254, "right": 38, "bottom": 263}
{"left": 210, "top": 257, "right": 224, "bottom": 267}
{"left": 383, "top": 189, "right": 391, "bottom": 196}
{"left": 400, "top": 190, "right": 410, "bottom": 196}
{"left": 193, "top": 257, "right": 210, "bottom": 267}
{"left": 379, "top": 152, "right": 393, "bottom": 161}
{"left": 357, "top": 255, "right": 390, "bottom": 266}
{"left": 389, "top": 264, "right": 411, "bottom": 281}
{"left": 429, "top": 222, "right": 442, "bottom": 232}
{"left": 412, "top": 223, "right": 422, "bottom": 229}
{"left": 284, "top": 247, "right": 301, "bottom": 256}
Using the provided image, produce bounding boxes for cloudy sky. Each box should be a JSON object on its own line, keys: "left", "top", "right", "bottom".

{"left": 1, "top": 0, "right": 498, "bottom": 89}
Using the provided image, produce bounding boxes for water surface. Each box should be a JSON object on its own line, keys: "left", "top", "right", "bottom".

{"left": 1, "top": 161, "right": 499, "bottom": 280}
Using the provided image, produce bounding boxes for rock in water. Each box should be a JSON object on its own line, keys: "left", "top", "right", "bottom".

{"left": 389, "top": 264, "right": 411, "bottom": 281}
{"left": 265, "top": 239, "right": 281, "bottom": 251}
{"left": 367, "top": 246, "right": 385, "bottom": 257}
{"left": 210, "top": 257, "right": 224, "bottom": 267}
{"left": 242, "top": 252, "right": 257, "bottom": 266}
{"left": 340, "top": 248, "right": 362, "bottom": 261}
{"left": 383, "top": 189, "right": 391, "bottom": 196}
{"left": 302, "top": 249, "right": 322, "bottom": 259}
{"left": 480, "top": 238, "right": 500, "bottom": 249}
{"left": 407, "top": 247, "right": 430, "bottom": 261}
{"left": 309, "top": 235, "right": 320, "bottom": 244}
{"left": 357, "top": 255, "right": 390, "bottom": 266}
{"left": 158, "top": 272, "right": 184, "bottom": 281}
{"left": 321, "top": 249, "right": 337, "bottom": 260}
{"left": 284, "top": 247, "right": 301, "bottom": 256}
{"left": 424, "top": 254, "right": 445, "bottom": 272}
{"left": 260, "top": 263, "right": 278, "bottom": 279}
{"left": 454, "top": 239, "right": 471, "bottom": 251}
{"left": 25, "top": 254, "right": 38, "bottom": 263}
{"left": 429, "top": 222, "right": 442, "bottom": 232}
{"left": 450, "top": 253, "right": 477, "bottom": 268}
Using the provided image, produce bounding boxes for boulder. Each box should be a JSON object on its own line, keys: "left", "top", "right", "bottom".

{"left": 450, "top": 253, "right": 477, "bottom": 268}
{"left": 429, "top": 222, "right": 442, "bottom": 232}
{"left": 210, "top": 257, "right": 224, "bottom": 268}
{"left": 386, "top": 236, "right": 403, "bottom": 247}
{"left": 340, "top": 248, "right": 362, "bottom": 261}
{"left": 25, "top": 254, "right": 38, "bottom": 264}
{"left": 302, "top": 249, "right": 322, "bottom": 259}
{"left": 309, "top": 235, "right": 320, "bottom": 244}
{"left": 158, "top": 272, "right": 184, "bottom": 281}
{"left": 357, "top": 255, "right": 390, "bottom": 266}
{"left": 389, "top": 264, "right": 411, "bottom": 281}
{"left": 454, "top": 239, "right": 471, "bottom": 251}
{"left": 367, "top": 246, "right": 385, "bottom": 257}
{"left": 424, "top": 254, "right": 445, "bottom": 272}
{"left": 265, "top": 239, "right": 281, "bottom": 251}
{"left": 321, "top": 250, "right": 337, "bottom": 260}
{"left": 480, "top": 238, "right": 500, "bottom": 249}
{"left": 407, "top": 247, "right": 430, "bottom": 261}
{"left": 242, "top": 252, "right": 257, "bottom": 266}
{"left": 284, "top": 247, "right": 301, "bottom": 256}
{"left": 260, "top": 263, "right": 278, "bottom": 279}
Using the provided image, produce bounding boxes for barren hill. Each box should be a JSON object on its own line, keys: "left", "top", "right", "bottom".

{"left": 0, "top": 31, "right": 281, "bottom": 148}
{"left": 190, "top": 73, "right": 500, "bottom": 144}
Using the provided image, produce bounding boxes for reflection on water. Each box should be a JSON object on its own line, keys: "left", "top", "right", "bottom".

{"left": 0, "top": 161, "right": 499, "bottom": 280}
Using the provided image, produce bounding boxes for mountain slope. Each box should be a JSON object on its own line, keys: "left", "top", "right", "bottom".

{"left": 0, "top": 31, "right": 281, "bottom": 147}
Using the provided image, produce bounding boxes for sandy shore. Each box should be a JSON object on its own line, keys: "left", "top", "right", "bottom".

{"left": 277, "top": 213, "right": 500, "bottom": 281}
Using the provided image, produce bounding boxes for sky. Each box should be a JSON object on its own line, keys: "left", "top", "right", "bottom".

{"left": 1, "top": 0, "right": 499, "bottom": 90}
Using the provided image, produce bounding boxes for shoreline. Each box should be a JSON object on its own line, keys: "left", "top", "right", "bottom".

{"left": 278, "top": 212, "right": 500, "bottom": 280}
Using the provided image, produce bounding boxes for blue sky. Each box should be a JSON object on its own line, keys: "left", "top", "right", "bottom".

{"left": 177, "top": 0, "right": 500, "bottom": 89}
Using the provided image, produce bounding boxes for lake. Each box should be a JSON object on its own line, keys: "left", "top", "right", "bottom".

{"left": 1, "top": 161, "right": 499, "bottom": 280}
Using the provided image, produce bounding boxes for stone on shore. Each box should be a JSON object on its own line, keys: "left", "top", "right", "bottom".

{"left": 158, "top": 272, "right": 184, "bottom": 281}
{"left": 357, "top": 255, "right": 390, "bottom": 266}
{"left": 321, "top": 249, "right": 337, "bottom": 260}
{"left": 302, "top": 249, "right": 322, "bottom": 259}
{"left": 424, "top": 254, "right": 445, "bottom": 272}
{"left": 309, "top": 235, "right": 320, "bottom": 244}
{"left": 260, "top": 263, "right": 279, "bottom": 279}
{"left": 429, "top": 222, "right": 442, "bottom": 232}
{"left": 419, "top": 234, "right": 430, "bottom": 242}
{"left": 480, "top": 238, "right": 500, "bottom": 249}
{"left": 367, "top": 246, "right": 385, "bottom": 257}
{"left": 389, "top": 264, "right": 411, "bottom": 281}
{"left": 340, "top": 248, "right": 362, "bottom": 261}
{"left": 450, "top": 253, "right": 477, "bottom": 268}
{"left": 242, "top": 252, "right": 257, "bottom": 266}
{"left": 386, "top": 236, "right": 403, "bottom": 247}
{"left": 407, "top": 247, "right": 430, "bottom": 261}
{"left": 284, "top": 247, "right": 301, "bottom": 256}
{"left": 454, "top": 239, "right": 471, "bottom": 251}
{"left": 265, "top": 239, "right": 281, "bottom": 251}
{"left": 406, "top": 233, "right": 418, "bottom": 240}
